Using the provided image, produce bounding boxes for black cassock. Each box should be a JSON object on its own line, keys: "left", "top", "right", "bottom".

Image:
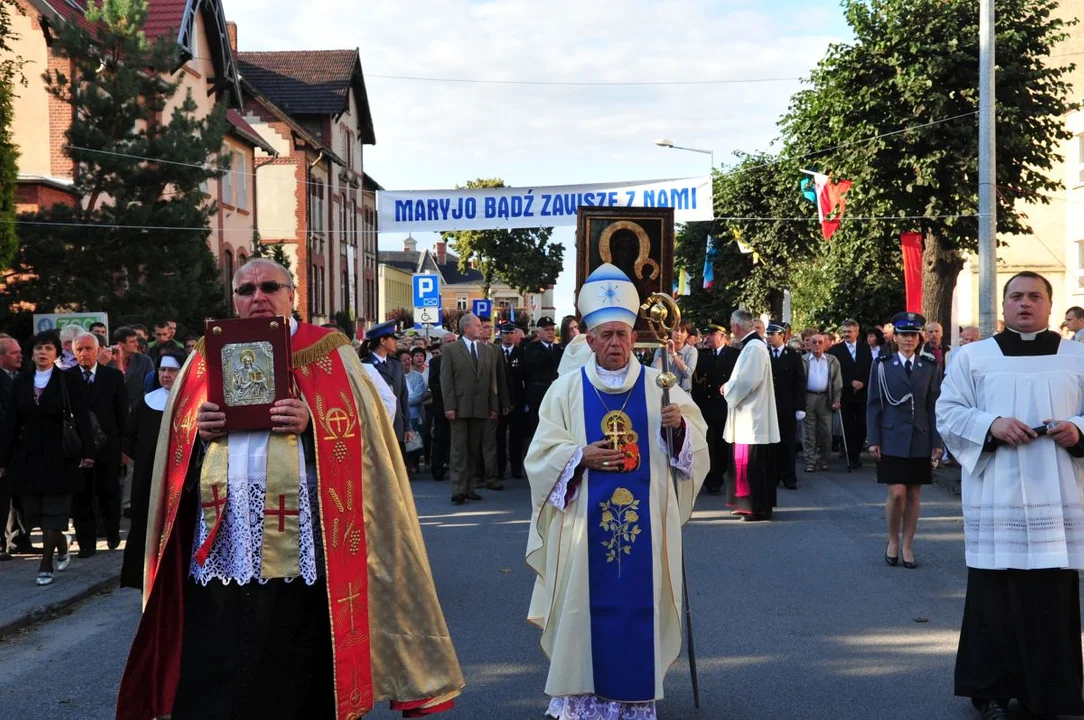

{"left": 691, "top": 345, "right": 740, "bottom": 494}
{"left": 954, "top": 330, "right": 1084, "bottom": 716}
{"left": 769, "top": 345, "right": 806, "bottom": 490}
{"left": 120, "top": 394, "right": 164, "bottom": 590}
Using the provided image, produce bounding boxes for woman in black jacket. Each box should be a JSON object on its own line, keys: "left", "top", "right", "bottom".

{"left": 0, "top": 331, "right": 94, "bottom": 586}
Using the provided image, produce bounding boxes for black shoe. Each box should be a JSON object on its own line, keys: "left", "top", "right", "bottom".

{"left": 511, "top": 471, "right": 523, "bottom": 479}
{"left": 885, "top": 543, "right": 898, "bottom": 567}
{"left": 977, "top": 699, "right": 1009, "bottom": 720}
{"left": 783, "top": 483, "right": 797, "bottom": 490}
{"left": 77, "top": 548, "right": 97, "bottom": 559}
{"left": 451, "top": 494, "right": 466, "bottom": 505}
{"left": 432, "top": 475, "right": 447, "bottom": 482}
{"left": 466, "top": 492, "right": 483, "bottom": 501}
{"left": 0, "top": 551, "right": 10, "bottom": 562}
{"left": 12, "top": 542, "right": 41, "bottom": 555}
{"left": 902, "top": 555, "right": 918, "bottom": 570}
{"left": 486, "top": 483, "right": 505, "bottom": 491}
{"left": 107, "top": 538, "right": 121, "bottom": 551}
{"left": 705, "top": 487, "right": 722, "bottom": 496}
{"left": 848, "top": 461, "right": 862, "bottom": 470}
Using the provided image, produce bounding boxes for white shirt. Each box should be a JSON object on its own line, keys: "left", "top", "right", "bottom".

{"left": 1074, "top": 328, "right": 1084, "bottom": 343}
{"left": 806, "top": 354, "right": 829, "bottom": 392}
{"left": 79, "top": 364, "right": 97, "bottom": 383}
{"left": 897, "top": 351, "right": 916, "bottom": 368}
{"left": 462, "top": 338, "right": 477, "bottom": 357}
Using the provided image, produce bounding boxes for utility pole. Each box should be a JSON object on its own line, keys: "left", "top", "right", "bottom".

{"left": 978, "top": 0, "right": 997, "bottom": 337}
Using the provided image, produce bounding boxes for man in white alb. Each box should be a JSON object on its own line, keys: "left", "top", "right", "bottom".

{"left": 938, "top": 271, "right": 1084, "bottom": 720}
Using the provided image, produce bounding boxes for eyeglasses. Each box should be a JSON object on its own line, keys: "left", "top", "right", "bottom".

{"left": 234, "top": 281, "right": 291, "bottom": 296}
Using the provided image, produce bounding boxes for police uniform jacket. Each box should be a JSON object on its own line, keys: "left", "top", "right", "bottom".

{"left": 768, "top": 344, "right": 806, "bottom": 422}
{"left": 866, "top": 351, "right": 942, "bottom": 458}
{"left": 691, "top": 345, "right": 740, "bottom": 425}
{"left": 498, "top": 343, "right": 526, "bottom": 411}
{"left": 363, "top": 354, "right": 408, "bottom": 441}
{"left": 523, "top": 341, "right": 562, "bottom": 411}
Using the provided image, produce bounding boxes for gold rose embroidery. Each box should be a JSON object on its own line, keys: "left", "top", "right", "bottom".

{"left": 599, "top": 487, "right": 642, "bottom": 577}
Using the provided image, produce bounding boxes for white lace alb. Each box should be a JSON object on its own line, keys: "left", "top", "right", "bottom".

{"left": 546, "top": 696, "right": 656, "bottom": 720}
{"left": 189, "top": 431, "right": 321, "bottom": 586}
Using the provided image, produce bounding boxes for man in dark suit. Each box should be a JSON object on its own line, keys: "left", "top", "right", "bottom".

{"left": 441, "top": 313, "right": 498, "bottom": 504}
{"left": 522, "top": 316, "right": 562, "bottom": 440}
{"left": 361, "top": 321, "right": 410, "bottom": 451}
{"left": 69, "top": 331, "right": 128, "bottom": 555}
{"left": 428, "top": 347, "right": 450, "bottom": 482}
{"left": 828, "top": 318, "right": 873, "bottom": 469}
{"left": 496, "top": 323, "right": 526, "bottom": 480}
{"left": 766, "top": 322, "right": 806, "bottom": 490}
{"left": 691, "top": 323, "right": 740, "bottom": 495}
{"left": 0, "top": 334, "right": 23, "bottom": 559}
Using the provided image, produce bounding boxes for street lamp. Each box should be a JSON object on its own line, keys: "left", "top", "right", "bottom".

{"left": 654, "top": 138, "right": 714, "bottom": 174}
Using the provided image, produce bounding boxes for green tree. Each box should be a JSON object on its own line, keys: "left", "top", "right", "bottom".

{"left": 251, "top": 231, "right": 294, "bottom": 281}
{"left": 780, "top": 0, "right": 1076, "bottom": 330}
{"left": 439, "top": 178, "right": 562, "bottom": 296}
{"left": 3, "top": 0, "right": 229, "bottom": 331}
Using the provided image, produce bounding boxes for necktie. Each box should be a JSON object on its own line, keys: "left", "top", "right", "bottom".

{"left": 848, "top": 343, "right": 856, "bottom": 360}
{"left": 83, "top": 369, "right": 92, "bottom": 385}
{"left": 905, "top": 359, "right": 912, "bottom": 376}
{"left": 774, "top": 349, "right": 781, "bottom": 359}
{"left": 470, "top": 343, "right": 478, "bottom": 363}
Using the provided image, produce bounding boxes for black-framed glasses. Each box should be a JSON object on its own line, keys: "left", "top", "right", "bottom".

{"left": 234, "top": 281, "right": 291, "bottom": 296}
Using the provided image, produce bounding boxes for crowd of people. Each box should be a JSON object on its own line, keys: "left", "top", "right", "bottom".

{"left": 0, "top": 319, "right": 189, "bottom": 587}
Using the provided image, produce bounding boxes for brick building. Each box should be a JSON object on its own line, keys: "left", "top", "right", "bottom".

{"left": 6, "top": 0, "right": 276, "bottom": 302}
{"left": 237, "top": 42, "right": 379, "bottom": 326}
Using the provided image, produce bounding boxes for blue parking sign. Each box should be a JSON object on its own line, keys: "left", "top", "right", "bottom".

{"left": 472, "top": 299, "right": 492, "bottom": 319}
{"left": 412, "top": 274, "right": 441, "bottom": 309}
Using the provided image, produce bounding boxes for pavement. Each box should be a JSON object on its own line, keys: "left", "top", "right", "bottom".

{"left": 0, "top": 455, "right": 1043, "bottom": 720}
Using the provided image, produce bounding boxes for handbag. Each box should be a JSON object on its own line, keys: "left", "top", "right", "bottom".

{"left": 57, "top": 374, "right": 85, "bottom": 460}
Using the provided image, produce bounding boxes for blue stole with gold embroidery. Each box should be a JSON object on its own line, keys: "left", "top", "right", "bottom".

{"left": 581, "top": 366, "right": 655, "bottom": 701}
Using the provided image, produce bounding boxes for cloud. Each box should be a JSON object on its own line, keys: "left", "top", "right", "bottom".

{"left": 224, "top": 0, "right": 848, "bottom": 317}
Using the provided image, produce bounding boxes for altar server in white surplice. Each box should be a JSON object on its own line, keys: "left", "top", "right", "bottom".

{"left": 525, "top": 264, "right": 708, "bottom": 720}
{"left": 937, "top": 271, "right": 1084, "bottom": 720}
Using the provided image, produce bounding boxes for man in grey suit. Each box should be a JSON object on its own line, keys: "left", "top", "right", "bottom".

{"left": 441, "top": 313, "right": 499, "bottom": 504}
{"left": 802, "top": 334, "right": 843, "bottom": 471}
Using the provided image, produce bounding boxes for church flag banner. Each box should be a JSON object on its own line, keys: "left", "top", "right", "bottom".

{"left": 702, "top": 235, "right": 716, "bottom": 290}
{"left": 800, "top": 171, "right": 852, "bottom": 240}
{"left": 377, "top": 177, "right": 712, "bottom": 233}
{"left": 900, "top": 231, "right": 923, "bottom": 313}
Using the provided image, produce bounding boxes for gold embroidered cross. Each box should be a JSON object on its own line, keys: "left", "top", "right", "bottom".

{"left": 338, "top": 581, "right": 361, "bottom": 632}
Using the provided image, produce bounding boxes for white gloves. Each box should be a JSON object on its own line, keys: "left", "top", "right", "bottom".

{"left": 795, "top": 411, "right": 806, "bottom": 421}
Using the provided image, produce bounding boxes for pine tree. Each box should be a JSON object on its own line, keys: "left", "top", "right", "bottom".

{"left": 3, "top": 0, "right": 229, "bottom": 332}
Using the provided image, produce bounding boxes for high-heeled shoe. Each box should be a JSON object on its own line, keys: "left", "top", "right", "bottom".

{"left": 885, "top": 542, "right": 898, "bottom": 567}
{"left": 902, "top": 553, "right": 917, "bottom": 570}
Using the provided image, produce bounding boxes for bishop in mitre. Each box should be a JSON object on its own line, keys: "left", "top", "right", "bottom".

{"left": 525, "top": 263, "right": 709, "bottom": 720}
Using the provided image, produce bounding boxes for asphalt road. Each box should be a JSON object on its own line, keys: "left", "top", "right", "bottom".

{"left": 0, "top": 466, "right": 1044, "bottom": 719}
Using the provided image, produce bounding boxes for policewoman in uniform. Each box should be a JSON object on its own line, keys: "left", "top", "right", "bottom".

{"left": 867, "top": 312, "right": 942, "bottom": 569}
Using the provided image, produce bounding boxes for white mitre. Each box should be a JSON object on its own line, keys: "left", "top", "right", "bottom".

{"left": 577, "top": 263, "right": 639, "bottom": 328}
{"left": 559, "top": 264, "right": 639, "bottom": 376}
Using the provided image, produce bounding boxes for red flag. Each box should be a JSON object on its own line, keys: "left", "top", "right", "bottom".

{"left": 806, "top": 172, "right": 852, "bottom": 240}
{"left": 900, "top": 231, "right": 923, "bottom": 313}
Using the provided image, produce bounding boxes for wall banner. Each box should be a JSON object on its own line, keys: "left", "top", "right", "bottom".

{"left": 376, "top": 177, "right": 712, "bottom": 233}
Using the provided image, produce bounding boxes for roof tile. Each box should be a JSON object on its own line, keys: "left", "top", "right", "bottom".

{"left": 237, "top": 50, "right": 357, "bottom": 117}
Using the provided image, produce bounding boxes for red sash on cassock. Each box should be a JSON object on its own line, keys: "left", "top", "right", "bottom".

{"left": 116, "top": 324, "right": 452, "bottom": 720}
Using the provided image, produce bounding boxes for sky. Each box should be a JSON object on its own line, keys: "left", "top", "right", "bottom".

{"left": 223, "top": 0, "right": 853, "bottom": 319}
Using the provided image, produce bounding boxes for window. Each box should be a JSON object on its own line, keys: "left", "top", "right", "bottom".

{"left": 340, "top": 193, "right": 348, "bottom": 251}
{"left": 457, "top": 297, "right": 468, "bottom": 311}
{"left": 1078, "top": 240, "right": 1084, "bottom": 288}
{"left": 311, "top": 181, "right": 325, "bottom": 234}
{"left": 1077, "top": 135, "right": 1084, "bottom": 185}
{"left": 223, "top": 250, "right": 234, "bottom": 300}
{"left": 350, "top": 200, "right": 357, "bottom": 246}
{"left": 221, "top": 148, "right": 233, "bottom": 206}
{"left": 234, "top": 151, "right": 247, "bottom": 210}
{"left": 342, "top": 128, "right": 353, "bottom": 169}
{"left": 342, "top": 270, "right": 350, "bottom": 314}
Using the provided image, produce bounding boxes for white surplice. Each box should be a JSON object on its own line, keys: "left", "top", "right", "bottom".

{"left": 722, "top": 336, "right": 780, "bottom": 445}
{"left": 524, "top": 356, "right": 709, "bottom": 703}
{"left": 936, "top": 336, "right": 1084, "bottom": 570}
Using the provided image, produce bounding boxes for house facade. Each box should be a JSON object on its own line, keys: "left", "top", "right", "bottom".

{"left": 237, "top": 43, "right": 378, "bottom": 326}
{"left": 377, "top": 237, "right": 557, "bottom": 326}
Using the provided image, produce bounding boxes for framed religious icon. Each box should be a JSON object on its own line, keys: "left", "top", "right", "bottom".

{"left": 576, "top": 207, "right": 675, "bottom": 346}
{"left": 204, "top": 316, "right": 293, "bottom": 431}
